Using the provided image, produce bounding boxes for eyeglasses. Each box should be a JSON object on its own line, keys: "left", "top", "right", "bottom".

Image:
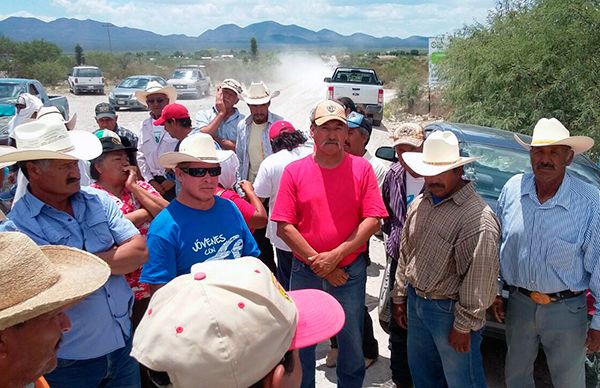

{"left": 179, "top": 166, "right": 221, "bottom": 177}
{"left": 146, "top": 98, "right": 166, "bottom": 104}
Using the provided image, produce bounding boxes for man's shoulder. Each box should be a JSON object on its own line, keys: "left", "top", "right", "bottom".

{"left": 567, "top": 173, "right": 600, "bottom": 205}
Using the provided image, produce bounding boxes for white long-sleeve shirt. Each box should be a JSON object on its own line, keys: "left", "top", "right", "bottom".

{"left": 136, "top": 116, "right": 179, "bottom": 182}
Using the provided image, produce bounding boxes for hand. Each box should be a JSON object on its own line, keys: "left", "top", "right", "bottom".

{"left": 149, "top": 180, "right": 165, "bottom": 194}
{"left": 309, "top": 250, "right": 342, "bottom": 277}
{"left": 161, "top": 180, "right": 175, "bottom": 192}
{"left": 325, "top": 268, "right": 349, "bottom": 287}
{"left": 587, "top": 329, "right": 600, "bottom": 353}
{"left": 489, "top": 296, "right": 505, "bottom": 323}
{"left": 448, "top": 327, "right": 471, "bottom": 353}
{"left": 392, "top": 302, "right": 408, "bottom": 329}
{"left": 239, "top": 180, "right": 255, "bottom": 195}
{"left": 215, "top": 87, "right": 226, "bottom": 113}
{"left": 124, "top": 167, "right": 137, "bottom": 190}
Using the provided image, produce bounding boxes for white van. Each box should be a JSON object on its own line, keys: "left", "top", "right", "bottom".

{"left": 68, "top": 66, "right": 104, "bottom": 95}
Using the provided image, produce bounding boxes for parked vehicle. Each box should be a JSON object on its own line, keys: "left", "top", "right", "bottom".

{"left": 68, "top": 66, "right": 104, "bottom": 95}
{"left": 324, "top": 67, "right": 384, "bottom": 126}
{"left": 375, "top": 122, "right": 600, "bottom": 339}
{"left": 108, "top": 75, "right": 167, "bottom": 111}
{"left": 167, "top": 65, "right": 211, "bottom": 99}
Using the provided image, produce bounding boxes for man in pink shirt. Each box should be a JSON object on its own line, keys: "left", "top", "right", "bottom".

{"left": 271, "top": 100, "right": 388, "bottom": 388}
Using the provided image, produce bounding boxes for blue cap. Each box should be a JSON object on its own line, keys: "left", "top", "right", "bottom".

{"left": 346, "top": 111, "right": 372, "bottom": 135}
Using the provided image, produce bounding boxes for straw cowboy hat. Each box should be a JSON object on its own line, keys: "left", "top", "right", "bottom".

{"left": 159, "top": 133, "right": 233, "bottom": 169}
{"left": 0, "top": 232, "right": 110, "bottom": 330}
{"left": 135, "top": 81, "right": 177, "bottom": 107}
{"left": 514, "top": 117, "right": 593, "bottom": 155}
{"left": 0, "top": 146, "right": 17, "bottom": 169}
{"left": 402, "top": 131, "right": 479, "bottom": 177}
{"left": 37, "top": 106, "right": 77, "bottom": 131}
{"left": 242, "top": 82, "right": 280, "bottom": 105}
{"left": 0, "top": 116, "right": 102, "bottom": 163}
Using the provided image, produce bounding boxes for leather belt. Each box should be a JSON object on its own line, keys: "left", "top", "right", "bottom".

{"left": 414, "top": 288, "right": 455, "bottom": 301}
{"left": 514, "top": 287, "right": 583, "bottom": 305}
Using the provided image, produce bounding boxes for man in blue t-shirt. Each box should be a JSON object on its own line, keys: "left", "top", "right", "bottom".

{"left": 140, "top": 133, "right": 260, "bottom": 293}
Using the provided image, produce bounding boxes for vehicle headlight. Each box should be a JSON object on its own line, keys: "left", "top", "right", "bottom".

{"left": 109, "top": 92, "right": 115, "bottom": 99}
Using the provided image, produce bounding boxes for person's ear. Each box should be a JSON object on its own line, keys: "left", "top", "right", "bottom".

{"left": 566, "top": 149, "right": 575, "bottom": 166}
{"left": 261, "top": 364, "right": 286, "bottom": 388}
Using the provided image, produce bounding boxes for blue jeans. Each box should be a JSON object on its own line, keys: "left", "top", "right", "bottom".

{"left": 45, "top": 337, "right": 140, "bottom": 388}
{"left": 276, "top": 248, "right": 294, "bottom": 291}
{"left": 505, "top": 288, "right": 587, "bottom": 388}
{"left": 406, "top": 286, "right": 485, "bottom": 388}
{"left": 290, "top": 255, "right": 367, "bottom": 388}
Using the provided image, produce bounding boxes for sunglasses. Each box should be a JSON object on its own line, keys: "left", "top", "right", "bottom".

{"left": 146, "top": 98, "right": 166, "bottom": 104}
{"left": 180, "top": 166, "right": 221, "bottom": 177}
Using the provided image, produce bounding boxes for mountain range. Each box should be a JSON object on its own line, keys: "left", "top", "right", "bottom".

{"left": 0, "top": 17, "right": 428, "bottom": 52}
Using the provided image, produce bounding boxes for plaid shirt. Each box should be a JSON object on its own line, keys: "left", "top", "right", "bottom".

{"left": 392, "top": 181, "right": 500, "bottom": 332}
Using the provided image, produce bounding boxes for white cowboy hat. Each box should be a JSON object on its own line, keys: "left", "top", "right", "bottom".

{"left": 242, "top": 81, "right": 280, "bottom": 105}
{"left": 0, "top": 146, "right": 17, "bottom": 169}
{"left": 159, "top": 133, "right": 233, "bottom": 169}
{"left": 37, "top": 106, "right": 77, "bottom": 131}
{"left": 135, "top": 81, "right": 177, "bottom": 107}
{"left": 0, "top": 232, "right": 110, "bottom": 330}
{"left": 402, "top": 131, "right": 479, "bottom": 177}
{"left": 514, "top": 117, "right": 593, "bottom": 155}
{"left": 0, "top": 117, "right": 102, "bottom": 163}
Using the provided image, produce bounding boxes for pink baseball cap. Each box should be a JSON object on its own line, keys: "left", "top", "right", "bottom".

{"left": 269, "top": 120, "right": 296, "bottom": 141}
{"left": 131, "top": 257, "right": 344, "bottom": 388}
{"left": 153, "top": 103, "right": 190, "bottom": 126}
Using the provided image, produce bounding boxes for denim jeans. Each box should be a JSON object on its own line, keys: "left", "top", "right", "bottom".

{"left": 290, "top": 255, "right": 367, "bottom": 388}
{"left": 406, "top": 286, "right": 485, "bottom": 388}
{"left": 45, "top": 336, "right": 140, "bottom": 388}
{"left": 505, "top": 288, "right": 587, "bottom": 388}
{"left": 275, "top": 248, "right": 294, "bottom": 291}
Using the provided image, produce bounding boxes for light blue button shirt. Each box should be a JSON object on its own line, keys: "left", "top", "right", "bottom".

{"left": 497, "top": 172, "right": 600, "bottom": 329}
{"left": 1, "top": 186, "right": 139, "bottom": 359}
{"left": 194, "top": 106, "right": 244, "bottom": 142}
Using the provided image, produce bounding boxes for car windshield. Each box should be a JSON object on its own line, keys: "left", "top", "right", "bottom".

{"left": 172, "top": 70, "right": 194, "bottom": 79}
{"left": 0, "top": 83, "right": 26, "bottom": 99}
{"left": 334, "top": 70, "right": 377, "bottom": 84}
{"left": 118, "top": 78, "right": 149, "bottom": 89}
{"left": 463, "top": 142, "right": 600, "bottom": 203}
{"left": 75, "top": 68, "right": 101, "bottom": 77}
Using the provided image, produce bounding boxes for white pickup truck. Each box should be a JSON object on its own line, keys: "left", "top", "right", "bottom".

{"left": 324, "top": 67, "right": 384, "bottom": 126}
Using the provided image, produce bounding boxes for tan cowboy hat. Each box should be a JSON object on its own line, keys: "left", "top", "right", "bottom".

{"left": 402, "top": 131, "right": 479, "bottom": 177}
{"left": 135, "top": 81, "right": 177, "bottom": 107}
{"left": 0, "top": 117, "right": 102, "bottom": 163}
{"left": 242, "top": 81, "right": 280, "bottom": 105}
{"left": 159, "top": 133, "right": 233, "bottom": 169}
{"left": 37, "top": 106, "right": 77, "bottom": 131}
{"left": 514, "top": 117, "right": 593, "bottom": 155}
{"left": 0, "top": 232, "right": 110, "bottom": 330}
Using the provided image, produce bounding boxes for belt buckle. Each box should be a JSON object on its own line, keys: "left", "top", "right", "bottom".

{"left": 530, "top": 291, "right": 551, "bottom": 305}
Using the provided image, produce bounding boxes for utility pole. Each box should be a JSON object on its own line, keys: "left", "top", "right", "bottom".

{"left": 102, "top": 23, "right": 113, "bottom": 53}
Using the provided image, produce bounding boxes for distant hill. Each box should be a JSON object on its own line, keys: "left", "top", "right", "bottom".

{"left": 0, "top": 17, "right": 428, "bottom": 52}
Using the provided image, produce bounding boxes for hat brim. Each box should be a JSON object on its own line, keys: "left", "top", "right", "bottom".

{"left": 314, "top": 116, "right": 346, "bottom": 126}
{"left": 288, "top": 289, "right": 345, "bottom": 350}
{"left": 95, "top": 112, "right": 117, "bottom": 120}
{"left": 402, "top": 152, "right": 479, "bottom": 177}
{"left": 0, "top": 146, "right": 17, "bottom": 169}
{"left": 242, "top": 90, "right": 280, "bottom": 105}
{"left": 135, "top": 86, "right": 177, "bottom": 107}
{"left": 0, "top": 245, "right": 110, "bottom": 330}
{"left": 514, "top": 133, "right": 594, "bottom": 155}
{"left": 159, "top": 149, "right": 233, "bottom": 169}
{"left": 0, "top": 130, "right": 102, "bottom": 163}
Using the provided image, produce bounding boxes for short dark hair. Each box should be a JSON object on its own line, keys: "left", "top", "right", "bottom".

{"left": 168, "top": 117, "right": 192, "bottom": 128}
{"left": 337, "top": 96, "right": 356, "bottom": 112}
{"left": 271, "top": 131, "right": 307, "bottom": 153}
{"left": 18, "top": 160, "right": 50, "bottom": 180}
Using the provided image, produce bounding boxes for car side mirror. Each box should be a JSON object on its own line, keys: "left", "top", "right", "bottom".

{"left": 375, "top": 146, "right": 397, "bottom": 163}
{"left": 324, "top": 77, "right": 332, "bottom": 82}
{"left": 378, "top": 80, "right": 384, "bottom": 86}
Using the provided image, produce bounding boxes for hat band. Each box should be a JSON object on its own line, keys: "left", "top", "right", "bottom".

{"left": 531, "top": 138, "right": 564, "bottom": 146}
{"left": 423, "top": 158, "right": 460, "bottom": 166}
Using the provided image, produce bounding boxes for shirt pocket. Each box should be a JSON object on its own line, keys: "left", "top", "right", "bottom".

{"left": 546, "top": 238, "right": 581, "bottom": 285}
{"left": 84, "top": 216, "right": 115, "bottom": 253}
{"left": 42, "top": 220, "right": 71, "bottom": 245}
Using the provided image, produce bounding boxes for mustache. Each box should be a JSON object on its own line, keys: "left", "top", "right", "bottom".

{"left": 66, "top": 177, "right": 80, "bottom": 184}
{"left": 536, "top": 162, "right": 555, "bottom": 170}
{"left": 427, "top": 183, "right": 445, "bottom": 190}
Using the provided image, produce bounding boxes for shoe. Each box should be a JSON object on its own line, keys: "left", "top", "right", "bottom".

{"left": 325, "top": 348, "right": 338, "bottom": 368}
{"left": 364, "top": 357, "right": 377, "bottom": 369}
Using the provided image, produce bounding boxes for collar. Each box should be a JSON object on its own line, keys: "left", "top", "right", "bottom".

{"left": 363, "top": 150, "right": 373, "bottom": 160}
{"left": 21, "top": 188, "right": 91, "bottom": 217}
{"left": 522, "top": 172, "right": 571, "bottom": 210}
{"left": 244, "top": 111, "right": 277, "bottom": 127}
{"left": 423, "top": 180, "right": 475, "bottom": 207}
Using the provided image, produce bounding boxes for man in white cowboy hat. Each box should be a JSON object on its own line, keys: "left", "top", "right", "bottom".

{"left": 492, "top": 118, "right": 600, "bottom": 388}
{"left": 271, "top": 100, "right": 388, "bottom": 388}
{"left": 196, "top": 78, "right": 245, "bottom": 151}
{"left": 391, "top": 130, "right": 500, "bottom": 388}
{"left": 140, "top": 133, "right": 260, "bottom": 293}
{"left": 135, "top": 80, "right": 179, "bottom": 200}
{"left": 0, "top": 119, "right": 149, "bottom": 387}
{"left": 0, "top": 231, "right": 110, "bottom": 388}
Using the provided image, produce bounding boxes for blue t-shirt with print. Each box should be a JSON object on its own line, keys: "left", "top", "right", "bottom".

{"left": 141, "top": 196, "right": 260, "bottom": 284}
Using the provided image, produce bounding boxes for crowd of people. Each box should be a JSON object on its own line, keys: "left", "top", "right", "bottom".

{"left": 0, "top": 76, "right": 599, "bottom": 388}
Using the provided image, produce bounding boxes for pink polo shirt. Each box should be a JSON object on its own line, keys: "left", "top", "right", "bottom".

{"left": 271, "top": 153, "right": 388, "bottom": 267}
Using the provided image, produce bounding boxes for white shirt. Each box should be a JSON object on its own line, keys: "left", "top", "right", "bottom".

{"left": 254, "top": 145, "right": 313, "bottom": 251}
{"left": 364, "top": 150, "right": 388, "bottom": 192}
{"left": 405, "top": 172, "right": 424, "bottom": 206}
{"left": 136, "top": 116, "right": 179, "bottom": 182}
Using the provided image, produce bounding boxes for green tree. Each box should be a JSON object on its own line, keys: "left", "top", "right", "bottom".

{"left": 250, "top": 37, "right": 258, "bottom": 61}
{"left": 439, "top": 0, "right": 600, "bottom": 155}
{"left": 75, "top": 44, "right": 84, "bottom": 65}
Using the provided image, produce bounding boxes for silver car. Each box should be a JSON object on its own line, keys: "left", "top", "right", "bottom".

{"left": 108, "top": 75, "right": 167, "bottom": 110}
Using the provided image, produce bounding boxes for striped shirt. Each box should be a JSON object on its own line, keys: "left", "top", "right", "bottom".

{"left": 382, "top": 162, "right": 409, "bottom": 261}
{"left": 497, "top": 172, "right": 600, "bottom": 329}
{"left": 392, "top": 181, "right": 500, "bottom": 332}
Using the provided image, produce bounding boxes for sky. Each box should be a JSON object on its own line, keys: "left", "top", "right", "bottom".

{"left": 1, "top": 0, "right": 497, "bottom": 38}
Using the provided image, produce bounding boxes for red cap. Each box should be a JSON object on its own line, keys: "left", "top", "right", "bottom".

{"left": 269, "top": 120, "right": 296, "bottom": 141}
{"left": 153, "top": 103, "right": 190, "bottom": 126}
